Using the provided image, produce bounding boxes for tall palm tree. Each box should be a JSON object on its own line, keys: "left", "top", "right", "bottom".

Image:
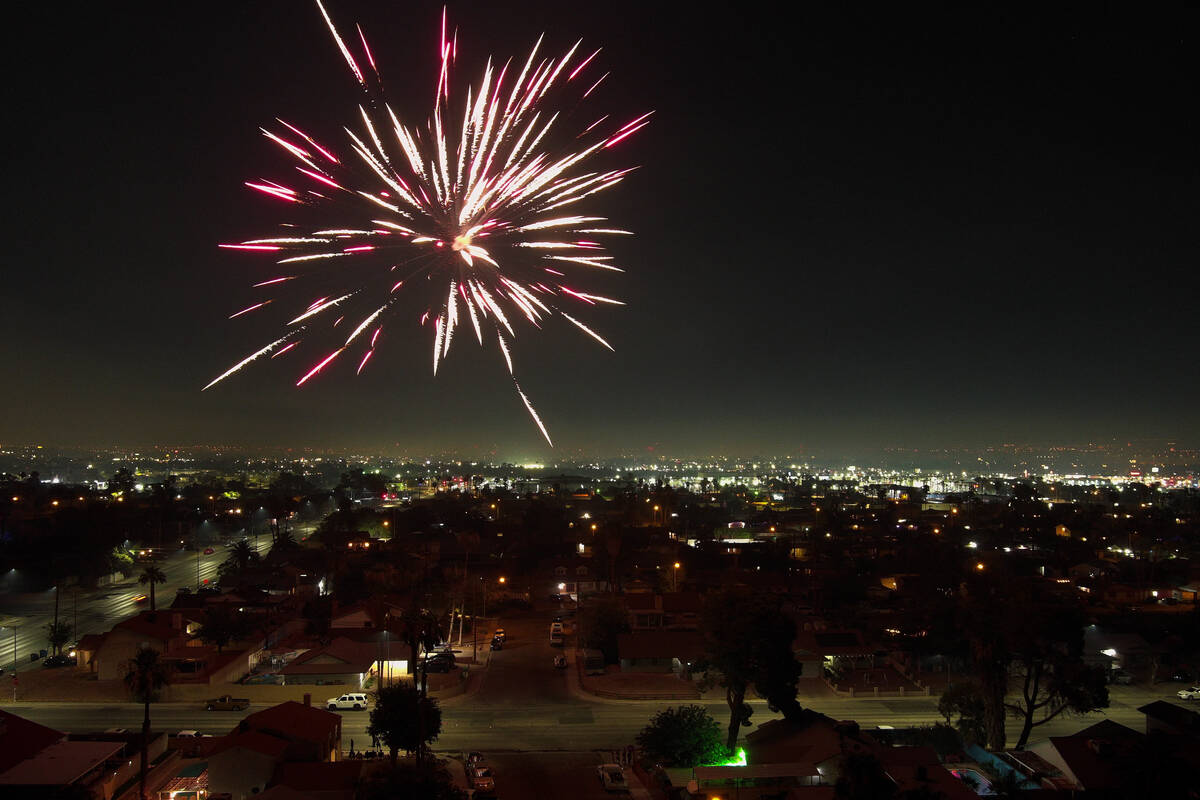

{"left": 124, "top": 648, "right": 171, "bottom": 800}
{"left": 138, "top": 565, "right": 167, "bottom": 611}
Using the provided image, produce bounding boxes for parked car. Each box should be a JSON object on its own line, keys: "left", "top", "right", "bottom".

{"left": 1177, "top": 686, "right": 1200, "bottom": 701}
{"left": 42, "top": 654, "right": 76, "bottom": 669}
{"left": 597, "top": 764, "right": 630, "bottom": 793}
{"left": 467, "top": 764, "right": 496, "bottom": 796}
{"left": 205, "top": 695, "right": 250, "bottom": 711}
{"left": 1168, "top": 668, "right": 1194, "bottom": 682}
{"left": 424, "top": 654, "right": 455, "bottom": 673}
{"left": 132, "top": 594, "right": 149, "bottom": 604}
{"left": 203, "top": 547, "right": 215, "bottom": 555}
{"left": 1110, "top": 669, "right": 1134, "bottom": 685}
{"left": 326, "top": 693, "right": 369, "bottom": 710}
{"left": 493, "top": 627, "right": 506, "bottom": 642}
{"left": 176, "top": 730, "right": 201, "bottom": 738}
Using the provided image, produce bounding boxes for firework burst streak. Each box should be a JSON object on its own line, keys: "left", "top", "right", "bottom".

{"left": 206, "top": 1, "right": 650, "bottom": 446}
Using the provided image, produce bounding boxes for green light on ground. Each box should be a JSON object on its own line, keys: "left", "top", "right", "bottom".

{"left": 712, "top": 748, "right": 746, "bottom": 767}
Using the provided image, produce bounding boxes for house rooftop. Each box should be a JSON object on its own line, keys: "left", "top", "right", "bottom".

{"left": 0, "top": 740, "right": 122, "bottom": 786}
{"left": 1138, "top": 700, "right": 1200, "bottom": 737}
{"left": 216, "top": 730, "right": 290, "bottom": 760}
{"left": 279, "top": 637, "right": 376, "bottom": 675}
{"left": 0, "top": 710, "right": 67, "bottom": 774}
{"left": 242, "top": 701, "right": 341, "bottom": 746}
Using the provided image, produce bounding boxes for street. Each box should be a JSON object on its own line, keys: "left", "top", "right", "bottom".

{"left": 0, "top": 533, "right": 278, "bottom": 674}
{"left": 4, "top": 606, "right": 1197, "bottom": 758}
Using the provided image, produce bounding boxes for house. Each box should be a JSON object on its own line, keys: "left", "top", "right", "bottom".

{"left": 269, "top": 761, "right": 367, "bottom": 800}
{"left": 617, "top": 631, "right": 705, "bottom": 674}
{"left": 1082, "top": 627, "right": 1151, "bottom": 674}
{"left": 792, "top": 629, "right": 875, "bottom": 677}
{"left": 1138, "top": 701, "right": 1200, "bottom": 740}
{"left": 0, "top": 709, "right": 67, "bottom": 775}
{"left": 0, "top": 711, "right": 132, "bottom": 798}
{"left": 742, "top": 715, "right": 978, "bottom": 798}
{"left": 92, "top": 611, "right": 190, "bottom": 680}
{"left": 74, "top": 633, "right": 105, "bottom": 674}
{"left": 623, "top": 592, "right": 702, "bottom": 631}
{"left": 877, "top": 746, "right": 979, "bottom": 800}
{"left": 1030, "top": 719, "right": 1144, "bottom": 793}
{"left": 239, "top": 700, "right": 342, "bottom": 762}
{"left": 746, "top": 716, "right": 877, "bottom": 777}
{"left": 279, "top": 637, "right": 381, "bottom": 687}
{"left": 209, "top": 730, "right": 292, "bottom": 800}
{"left": 544, "top": 557, "right": 609, "bottom": 598}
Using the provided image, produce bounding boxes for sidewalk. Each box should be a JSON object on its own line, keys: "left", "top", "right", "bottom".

{"left": 565, "top": 647, "right": 700, "bottom": 704}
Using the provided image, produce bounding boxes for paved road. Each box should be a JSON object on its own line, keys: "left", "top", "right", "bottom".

{"left": 0, "top": 533, "right": 281, "bottom": 674}
{"left": 4, "top": 605, "right": 1196, "bottom": 755}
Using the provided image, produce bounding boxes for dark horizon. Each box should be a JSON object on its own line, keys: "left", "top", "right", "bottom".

{"left": 5, "top": 2, "right": 1196, "bottom": 456}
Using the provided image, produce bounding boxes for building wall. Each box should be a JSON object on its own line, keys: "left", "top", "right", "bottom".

{"left": 207, "top": 747, "right": 280, "bottom": 800}
{"left": 282, "top": 671, "right": 366, "bottom": 688}
{"left": 95, "top": 631, "right": 172, "bottom": 681}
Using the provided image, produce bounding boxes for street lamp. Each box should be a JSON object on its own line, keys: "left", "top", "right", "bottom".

{"left": 672, "top": 562, "right": 681, "bottom": 591}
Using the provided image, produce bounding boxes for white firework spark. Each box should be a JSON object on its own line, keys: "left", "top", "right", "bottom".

{"left": 209, "top": 1, "right": 649, "bottom": 445}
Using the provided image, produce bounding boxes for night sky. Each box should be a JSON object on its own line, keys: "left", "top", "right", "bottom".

{"left": 5, "top": 2, "right": 1196, "bottom": 459}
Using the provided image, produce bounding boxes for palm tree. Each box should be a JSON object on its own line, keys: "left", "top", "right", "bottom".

{"left": 138, "top": 565, "right": 167, "bottom": 611}
{"left": 124, "top": 648, "right": 171, "bottom": 800}
{"left": 230, "top": 539, "right": 256, "bottom": 570}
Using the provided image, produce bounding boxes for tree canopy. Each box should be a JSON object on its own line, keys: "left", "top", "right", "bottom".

{"left": 367, "top": 685, "right": 443, "bottom": 766}
{"left": 636, "top": 704, "right": 729, "bottom": 767}
{"left": 577, "top": 596, "right": 629, "bottom": 664}
{"left": 699, "top": 588, "right": 803, "bottom": 750}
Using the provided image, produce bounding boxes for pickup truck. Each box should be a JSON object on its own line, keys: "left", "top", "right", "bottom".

{"left": 205, "top": 695, "right": 250, "bottom": 711}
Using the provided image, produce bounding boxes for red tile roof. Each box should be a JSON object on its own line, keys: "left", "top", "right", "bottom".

{"left": 1046, "top": 719, "right": 1143, "bottom": 791}
{"left": 242, "top": 701, "right": 341, "bottom": 747}
{"left": 112, "top": 612, "right": 184, "bottom": 643}
{"left": 280, "top": 638, "right": 376, "bottom": 675}
{"left": 0, "top": 710, "right": 66, "bottom": 774}
{"left": 216, "top": 730, "right": 290, "bottom": 760}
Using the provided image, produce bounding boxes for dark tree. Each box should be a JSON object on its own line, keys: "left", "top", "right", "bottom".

{"left": 367, "top": 685, "right": 443, "bottom": 767}
{"left": 138, "top": 565, "right": 167, "bottom": 611}
{"left": 218, "top": 539, "right": 260, "bottom": 581}
{"left": 123, "top": 648, "right": 171, "bottom": 800}
{"left": 937, "top": 681, "right": 988, "bottom": 746}
{"left": 962, "top": 577, "right": 1109, "bottom": 750}
{"left": 699, "top": 588, "right": 803, "bottom": 751}
{"left": 45, "top": 620, "right": 73, "bottom": 656}
{"left": 636, "top": 704, "right": 728, "bottom": 767}
{"left": 199, "top": 605, "right": 247, "bottom": 653}
{"left": 577, "top": 596, "right": 629, "bottom": 664}
{"left": 303, "top": 596, "right": 334, "bottom": 643}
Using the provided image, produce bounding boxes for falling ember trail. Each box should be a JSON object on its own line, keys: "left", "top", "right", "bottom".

{"left": 208, "top": 2, "right": 650, "bottom": 443}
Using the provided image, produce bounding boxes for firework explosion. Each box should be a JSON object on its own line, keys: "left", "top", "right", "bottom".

{"left": 206, "top": 1, "right": 649, "bottom": 445}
